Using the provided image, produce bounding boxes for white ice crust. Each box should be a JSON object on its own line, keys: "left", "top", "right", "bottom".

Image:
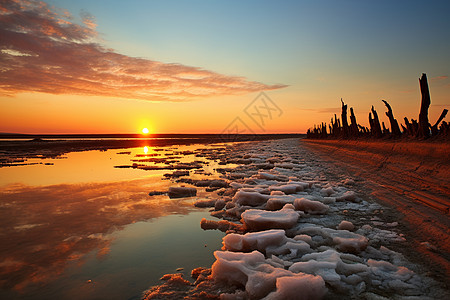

{"left": 241, "top": 205, "right": 299, "bottom": 231}
{"left": 198, "top": 140, "right": 443, "bottom": 299}
{"left": 212, "top": 250, "right": 326, "bottom": 300}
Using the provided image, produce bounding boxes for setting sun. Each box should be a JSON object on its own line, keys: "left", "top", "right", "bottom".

{"left": 142, "top": 128, "right": 149, "bottom": 134}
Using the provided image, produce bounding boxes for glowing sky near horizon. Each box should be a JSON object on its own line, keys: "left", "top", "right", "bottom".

{"left": 1, "top": 0, "right": 449, "bottom": 134}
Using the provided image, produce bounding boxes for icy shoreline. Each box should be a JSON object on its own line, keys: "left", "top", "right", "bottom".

{"left": 143, "top": 138, "right": 448, "bottom": 299}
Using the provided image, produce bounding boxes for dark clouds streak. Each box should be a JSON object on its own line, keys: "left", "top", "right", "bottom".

{"left": 0, "top": 0, "right": 287, "bottom": 102}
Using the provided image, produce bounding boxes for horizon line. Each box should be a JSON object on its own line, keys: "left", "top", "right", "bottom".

{"left": 0, "top": 132, "right": 306, "bottom": 136}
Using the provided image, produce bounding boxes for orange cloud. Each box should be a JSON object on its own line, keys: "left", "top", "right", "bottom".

{"left": 0, "top": 0, "right": 287, "bottom": 102}
{"left": 80, "top": 10, "right": 96, "bottom": 30}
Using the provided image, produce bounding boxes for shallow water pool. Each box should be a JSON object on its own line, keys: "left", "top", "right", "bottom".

{"left": 0, "top": 144, "right": 226, "bottom": 300}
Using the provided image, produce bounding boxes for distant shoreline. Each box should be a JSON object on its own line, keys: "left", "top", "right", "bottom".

{"left": 0, "top": 133, "right": 305, "bottom": 139}
{"left": 0, "top": 134, "right": 305, "bottom": 161}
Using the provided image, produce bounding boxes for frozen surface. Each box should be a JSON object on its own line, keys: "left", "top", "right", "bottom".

{"left": 294, "top": 197, "right": 329, "bottom": 214}
{"left": 241, "top": 205, "right": 299, "bottom": 231}
{"left": 232, "top": 190, "right": 270, "bottom": 206}
{"left": 197, "top": 139, "right": 447, "bottom": 299}
{"left": 269, "top": 183, "right": 305, "bottom": 194}
{"left": 211, "top": 251, "right": 326, "bottom": 299}
{"left": 337, "top": 220, "right": 355, "bottom": 231}
{"left": 263, "top": 273, "right": 326, "bottom": 300}
{"left": 266, "top": 195, "right": 296, "bottom": 210}
{"left": 222, "top": 229, "right": 311, "bottom": 257}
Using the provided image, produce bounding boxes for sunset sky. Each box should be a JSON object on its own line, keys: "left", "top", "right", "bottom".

{"left": 1, "top": 0, "right": 449, "bottom": 134}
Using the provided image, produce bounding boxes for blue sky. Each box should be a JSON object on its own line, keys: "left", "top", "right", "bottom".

{"left": 47, "top": 0, "right": 449, "bottom": 80}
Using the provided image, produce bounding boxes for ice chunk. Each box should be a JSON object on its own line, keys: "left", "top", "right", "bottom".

{"left": 283, "top": 241, "right": 312, "bottom": 257}
{"left": 368, "top": 259, "right": 404, "bottom": 273}
{"left": 223, "top": 229, "right": 311, "bottom": 256}
{"left": 168, "top": 186, "right": 197, "bottom": 198}
{"left": 266, "top": 255, "right": 288, "bottom": 268}
{"left": 241, "top": 186, "right": 270, "bottom": 194}
{"left": 287, "top": 180, "right": 310, "bottom": 190}
{"left": 320, "top": 187, "right": 335, "bottom": 196}
{"left": 214, "top": 199, "right": 226, "bottom": 210}
{"left": 223, "top": 229, "right": 287, "bottom": 252}
{"left": 336, "top": 191, "right": 359, "bottom": 202}
{"left": 270, "top": 190, "right": 285, "bottom": 196}
{"left": 232, "top": 190, "right": 270, "bottom": 206}
{"left": 212, "top": 250, "right": 265, "bottom": 287}
{"left": 257, "top": 171, "right": 289, "bottom": 181}
{"left": 358, "top": 226, "right": 406, "bottom": 244}
{"left": 211, "top": 251, "right": 287, "bottom": 298}
{"left": 263, "top": 274, "right": 326, "bottom": 300}
{"left": 269, "top": 184, "right": 304, "bottom": 194}
{"left": 212, "top": 251, "right": 326, "bottom": 299}
{"left": 367, "top": 259, "right": 419, "bottom": 293}
{"left": 266, "top": 195, "right": 296, "bottom": 210}
{"left": 290, "top": 260, "right": 341, "bottom": 285}
{"left": 293, "top": 234, "right": 313, "bottom": 246}
{"left": 332, "top": 231, "right": 368, "bottom": 254}
{"left": 290, "top": 249, "right": 368, "bottom": 290}
{"left": 294, "top": 198, "right": 329, "bottom": 214}
{"left": 337, "top": 220, "right": 355, "bottom": 231}
{"left": 299, "top": 227, "right": 368, "bottom": 254}
{"left": 241, "top": 205, "right": 299, "bottom": 231}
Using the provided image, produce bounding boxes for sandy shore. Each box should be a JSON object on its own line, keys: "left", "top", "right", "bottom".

{"left": 303, "top": 139, "right": 450, "bottom": 280}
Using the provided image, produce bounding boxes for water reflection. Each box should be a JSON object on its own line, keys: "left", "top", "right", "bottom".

{"left": 0, "top": 144, "right": 224, "bottom": 187}
{"left": 0, "top": 178, "right": 197, "bottom": 292}
{"left": 0, "top": 143, "right": 231, "bottom": 299}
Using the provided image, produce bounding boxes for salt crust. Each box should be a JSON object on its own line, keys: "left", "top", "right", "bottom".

{"left": 192, "top": 140, "right": 443, "bottom": 299}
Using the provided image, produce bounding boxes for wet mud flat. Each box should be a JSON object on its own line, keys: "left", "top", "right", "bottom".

{"left": 303, "top": 139, "right": 450, "bottom": 279}
{"left": 144, "top": 138, "right": 449, "bottom": 299}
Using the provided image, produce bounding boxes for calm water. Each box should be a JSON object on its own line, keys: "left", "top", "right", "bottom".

{"left": 0, "top": 144, "right": 226, "bottom": 300}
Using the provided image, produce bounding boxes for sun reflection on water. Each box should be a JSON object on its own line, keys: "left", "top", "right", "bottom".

{"left": 0, "top": 143, "right": 229, "bottom": 299}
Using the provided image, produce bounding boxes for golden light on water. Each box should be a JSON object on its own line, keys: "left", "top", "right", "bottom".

{"left": 143, "top": 146, "right": 149, "bottom": 154}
